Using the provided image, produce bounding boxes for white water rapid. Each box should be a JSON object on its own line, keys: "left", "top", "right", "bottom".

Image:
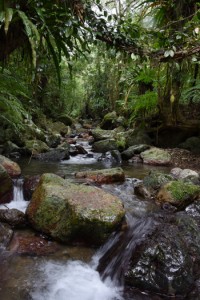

{"left": 31, "top": 259, "right": 124, "bottom": 300}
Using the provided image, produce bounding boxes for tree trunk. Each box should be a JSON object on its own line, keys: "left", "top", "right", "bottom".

{"left": 158, "top": 62, "right": 183, "bottom": 125}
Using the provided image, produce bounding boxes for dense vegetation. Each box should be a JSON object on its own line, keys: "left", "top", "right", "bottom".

{"left": 0, "top": 0, "right": 200, "bottom": 146}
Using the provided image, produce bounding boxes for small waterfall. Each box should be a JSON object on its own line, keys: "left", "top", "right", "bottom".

{"left": 96, "top": 214, "right": 157, "bottom": 286}
{"left": 30, "top": 214, "right": 158, "bottom": 300}
{"left": 0, "top": 178, "right": 28, "bottom": 212}
{"left": 13, "top": 178, "right": 24, "bottom": 202}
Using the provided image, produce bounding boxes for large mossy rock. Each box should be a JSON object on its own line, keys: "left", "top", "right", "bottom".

{"left": 47, "top": 121, "right": 69, "bottom": 136}
{"left": 140, "top": 147, "right": 171, "bottom": 166}
{"left": 100, "top": 111, "right": 126, "bottom": 130}
{"left": 0, "top": 154, "right": 21, "bottom": 177}
{"left": 90, "top": 128, "right": 115, "bottom": 141}
{"left": 24, "top": 139, "right": 49, "bottom": 155}
{"left": 75, "top": 167, "right": 125, "bottom": 184}
{"left": 156, "top": 180, "right": 200, "bottom": 209}
{"left": 125, "top": 129, "right": 152, "bottom": 148}
{"left": 92, "top": 139, "right": 118, "bottom": 153}
{"left": 26, "top": 174, "right": 125, "bottom": 245}
{"left": 59, "top": 114, "right": 74, "bottom": 126}
{"left": 0, "top": 165, "right": 13, "bottom": 204}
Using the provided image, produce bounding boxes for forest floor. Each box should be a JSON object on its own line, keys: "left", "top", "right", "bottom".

{"left": 167, "top": 148, "right": 200, "bottom": 172}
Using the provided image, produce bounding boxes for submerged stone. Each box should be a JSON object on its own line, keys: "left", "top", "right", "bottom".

{"left": 26, "top": 173, "right": 125, "bottom": 245}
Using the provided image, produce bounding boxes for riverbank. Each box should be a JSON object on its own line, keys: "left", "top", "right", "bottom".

{"left": 167, "top": 148, "right": 200, "bottom": 171}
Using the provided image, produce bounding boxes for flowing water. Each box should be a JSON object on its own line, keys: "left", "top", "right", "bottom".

{"left": 0, "top": 140, "right": 171, "bottom": 300}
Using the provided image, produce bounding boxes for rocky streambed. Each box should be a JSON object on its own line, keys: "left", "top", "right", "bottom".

{"left": 1, "top": 124, "right": 200, "bottom": 299}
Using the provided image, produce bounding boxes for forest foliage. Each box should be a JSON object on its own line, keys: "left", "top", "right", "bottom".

{"left": 0, "top": 0, "right": 200, "bottom": 141}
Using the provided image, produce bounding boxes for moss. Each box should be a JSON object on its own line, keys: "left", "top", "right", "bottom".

{"left": 144, "top": 171, "right": 173, "bottom": 190}
{"left": 116, "top": 135, "right": 126, "bottom": 151}
{"left": 167, "top": 181, "right": 200, "bottom": 201}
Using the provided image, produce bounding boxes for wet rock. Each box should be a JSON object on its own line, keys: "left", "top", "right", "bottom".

{"left": 23, "top": 175, "right": 41, "bottom": 201}
{"left": 0, "top": 222, "right": 13, "bottom": 248}
{"left": 134, "top": 184, "right": 152, "bottom": 199}
{"left": 75, "top": 144, "right": 88, "bottom": 155}
{"left": 121, "top": 145, "right": 150, "bottom": 161}
{"left": 45, "top": 134, "right": 61, "bottom": 148}
{"left": 69, "top": 144, "right": 88, "bottom": 156}
{"left": 156, "top": 180, "right": 200, "bottom": 209}
{"left": 26, "top": 173, "right": 125, "bottom": 245}
{"left": 75, "top": 167, "right": 125, "bottom": 184}
{"left": 140, "top": 147, "right": 171, "bottom": 166}
{"left": 34, "top": 147, "right": 70, "bottom": 161}
{"left": 0, "top": 209, "right": 26, "bottom": 228}
{"left": 98, "top": 150, "right": 122, "bottom": 165}
{"left": 8, "top": 233, "right": 60, "bottom": 256}
{"left": 0, "top": 164, "right": 13, "bottom": 204}
{"left": 125, "top": 214, "right": 200, "bottom": 297}
{"left": 92, "top": 139, "right": 118, "bottom": 153}
{"left": 0, "top": 154, "right": 21, "bottom": 177}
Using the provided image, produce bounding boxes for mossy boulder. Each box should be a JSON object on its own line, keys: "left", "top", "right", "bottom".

{"left": 156, "top": 180, "right": 200, "bottom": 209}
{"left": 0, "top": 164, "right": 13, "bottom": 204}
{"left": 75, "top": 167, "right": 125, "bottom": 184}
{"left": 140, "top": 147, "right": 171, "bottom": 166}
{"left": 26, "top": 174, "right": 125, "bottom": 245}
{"left": 125, "top": 129, "right": 152, "bottom": 148}
{"left": 100, "top": 111, "right": 118, "bottom": 129}
{"left": 47, "top": 121, "right": 69, "bottom": 136}
{"left": 90, "top": 128, "right": 115, "bottom": 141}
{"left": 93, "top": 139, "right": 118, "bottom": 153}
{"left": 0, "top": 155, "right": 21, "bottom": 177}
{"left": 24, "top": 139, "right": 49, "bottom": 155}
{"left": 121, "top": 144, "right": 150, "bottom": 161}
{"left": 59, "top": 114, "right": 74, "bottom": 126}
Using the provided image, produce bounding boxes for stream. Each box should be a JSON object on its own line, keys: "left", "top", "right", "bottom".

{"left": 0, "top": 139, "right": 171, "bottom": 300}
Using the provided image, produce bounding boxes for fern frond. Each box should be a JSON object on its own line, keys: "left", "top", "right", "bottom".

{"left": 17, "top": 10, "right": 40, "bottom": 68}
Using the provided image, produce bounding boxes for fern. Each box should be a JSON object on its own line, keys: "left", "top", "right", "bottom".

{"left": 129, "top": 90, "right": 158, "bottom": 123}
{"left": 181, "top": 84, "right": 200, "bottom": 104}
{"left": 0, "top": 69, "right": 30, "bottom": 133}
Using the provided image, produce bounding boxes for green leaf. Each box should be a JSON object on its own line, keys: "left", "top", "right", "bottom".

{"left": 4, "top": 8, "right": 13, "bottom": 34}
